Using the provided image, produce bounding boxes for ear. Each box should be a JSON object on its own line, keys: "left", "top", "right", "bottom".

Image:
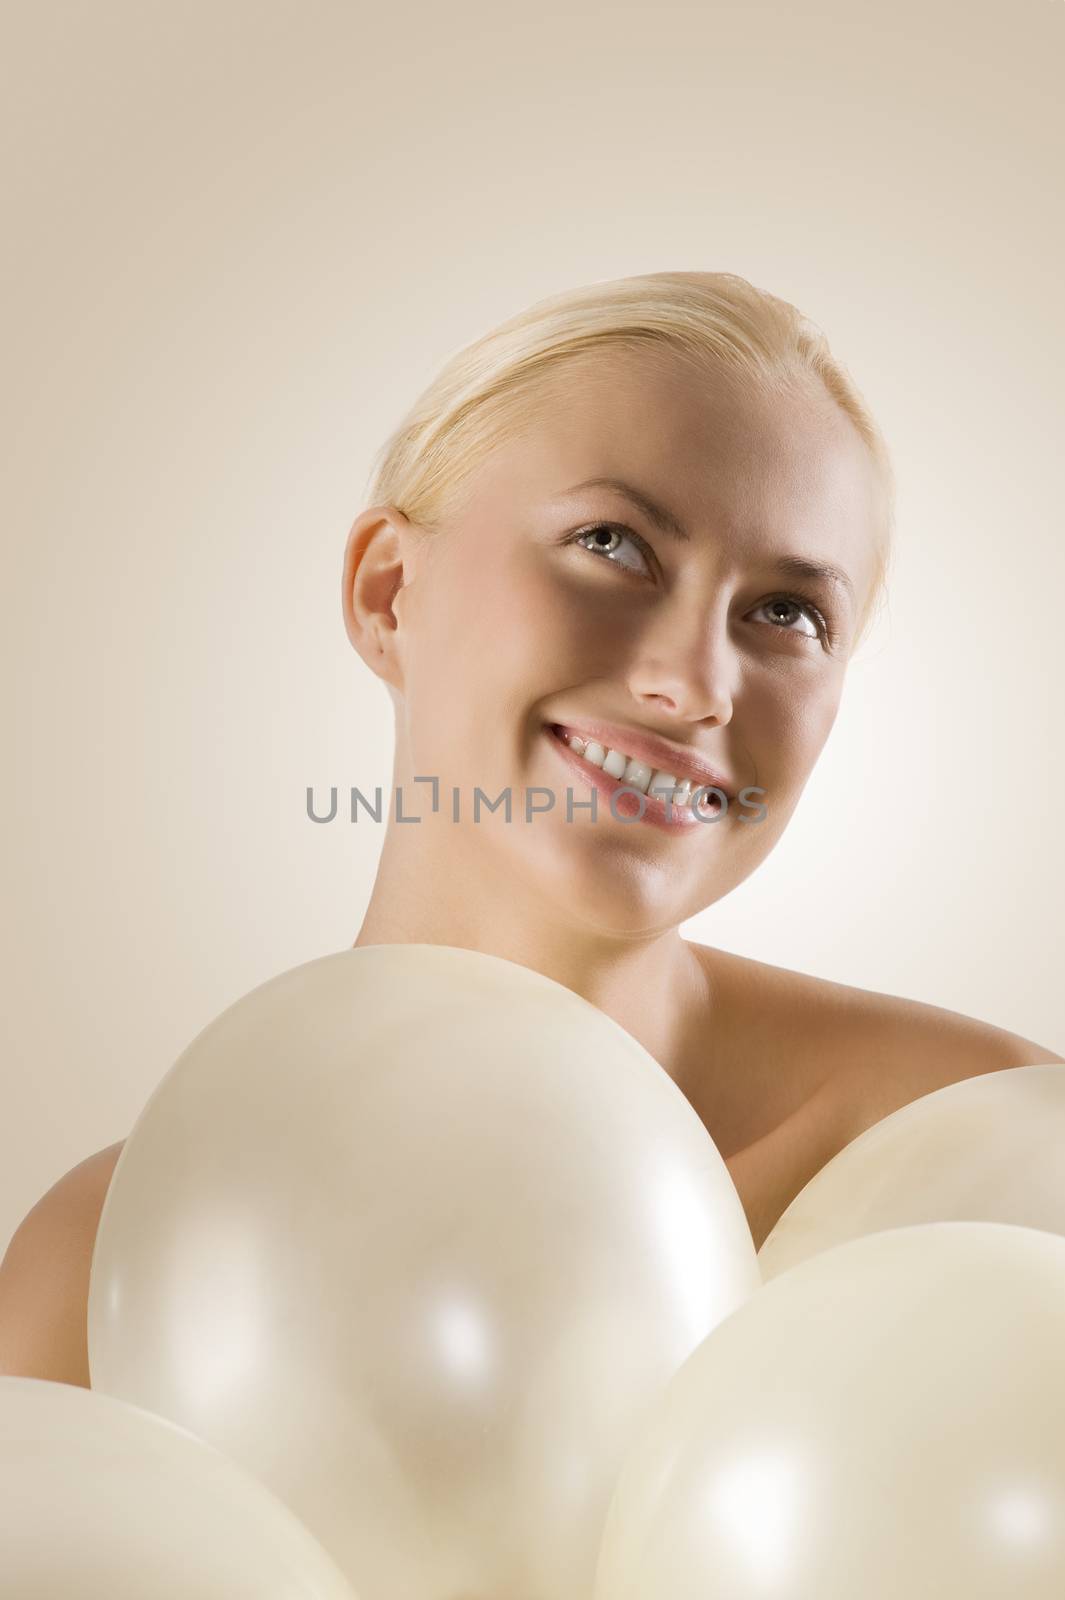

{"left": 341, "top": 504, "right": 421, "bottom": 691}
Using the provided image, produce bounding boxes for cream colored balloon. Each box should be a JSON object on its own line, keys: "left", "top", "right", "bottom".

{"left": 0, "top": 1377, "right": 357, "bottom": 1598}
{"left": 759, "top": 1063, "right": 1065, "bottom": 1281}
{"left": 88, "top": 943, "right": 759, "bottom": 1600}
{"left": 594, "top": 1222, "right": 1065, "bottom": 1599}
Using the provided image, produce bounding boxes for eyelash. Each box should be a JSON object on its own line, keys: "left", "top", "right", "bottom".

{"left": 568, "top": 521, "right": 838, "bottom": 647}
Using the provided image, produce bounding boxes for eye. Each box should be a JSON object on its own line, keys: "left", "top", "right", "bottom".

{"left": 570, "top": 521, "right": 654, "bottom": 578}
{"left": 567, "top": 523, "right": 838, "bottom": 649}
{"left": 752, "top": 594, "right": 830, "bottom": 643}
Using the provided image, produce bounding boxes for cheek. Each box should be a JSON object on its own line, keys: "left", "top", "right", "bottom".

{"left": 789, "top": 695, "right": 843, "bottom": 775}
{"left": 475, "top": 546, "right": 600, "bottom": 667}
{"left": 806, "top": 681, "right": 845, "bottom": 752}
{"left": 405, "top": 547, "right": 562, "bottom": 711}
{"left": 742, "top": 679, "right": 843, "bottom": 789}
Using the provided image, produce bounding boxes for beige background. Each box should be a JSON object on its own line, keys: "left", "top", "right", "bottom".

{"left": 2, "top": 0, "right": 1062, "bottom": 1250}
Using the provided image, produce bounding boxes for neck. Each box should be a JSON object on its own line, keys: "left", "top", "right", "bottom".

{"left": 352, "top": 810, "right": 716, "bottom": 1097}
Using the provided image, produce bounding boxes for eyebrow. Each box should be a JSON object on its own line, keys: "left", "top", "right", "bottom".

{"left": 557, "top": 475, "right": 856, "bottom": 598}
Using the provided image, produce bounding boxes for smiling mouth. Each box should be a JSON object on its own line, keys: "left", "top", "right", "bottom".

{"left": 545, "top": 724, "right": 723, "bottom": 824}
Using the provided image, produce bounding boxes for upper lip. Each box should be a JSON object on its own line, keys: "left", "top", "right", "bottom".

{"left": 548, "top": 718, "right": 737, "bottom": 799}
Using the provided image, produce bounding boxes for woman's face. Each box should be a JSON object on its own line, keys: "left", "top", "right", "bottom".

{"left": 369, "top": 345, "right": 882, "bottom": 936}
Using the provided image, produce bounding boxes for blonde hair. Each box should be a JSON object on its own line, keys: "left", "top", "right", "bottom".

{"left": 364, "top": 270, "right": 894, "bottom": 650}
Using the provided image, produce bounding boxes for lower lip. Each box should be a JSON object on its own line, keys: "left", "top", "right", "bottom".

{"left": 543, "top": 724, "right": 723, "bottom": 835}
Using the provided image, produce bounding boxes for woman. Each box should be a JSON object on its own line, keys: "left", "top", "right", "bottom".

{"left": 340, "top": 269, "right": 1061, "bottom": 1239}
{"left": 1, "top": 270, "right": 1060, "bottom": 1385}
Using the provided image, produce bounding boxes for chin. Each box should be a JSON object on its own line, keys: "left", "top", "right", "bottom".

{"left": 516, "top": 830, "right": 688, "bottom": 933}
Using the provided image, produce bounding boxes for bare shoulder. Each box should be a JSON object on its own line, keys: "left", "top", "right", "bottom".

{"left": 688, "top": 941, "right": 896, "bottom": 1139}
{"left": 0, "top": 1140, "right": 126, "bottom": 1386}
{"left": 832, "top": 984, "right": 1065, "bottom": 1143}
{"left": 688, "top": 942, "right": 1063, "bottom": 1247}
{"left": 697, "top": 938, "right": 1062, "bottom": 1105}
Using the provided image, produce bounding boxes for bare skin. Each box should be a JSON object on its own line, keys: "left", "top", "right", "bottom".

{"left": 2, "top": 345, "right": 1061, "bottom": 1386}
{"left": 343, "top": 345, "right": 881, "bottom": 1139}
{"left": 339, "top": 341, "right": 1061, "bottom": 1242}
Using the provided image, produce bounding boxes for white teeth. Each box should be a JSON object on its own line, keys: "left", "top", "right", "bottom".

{"left": 621, "top": 757, "right": 655, "bottom": 793}
{"left": 558, "top": 729, "right": 707, "bottom": 806}
{"left": 647, "top": 771, "right": 679, "bottom": 799}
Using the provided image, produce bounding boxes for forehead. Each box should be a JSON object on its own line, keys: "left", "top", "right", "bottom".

{"left": 464, "top": 343, "right": 882, "bottom": 598}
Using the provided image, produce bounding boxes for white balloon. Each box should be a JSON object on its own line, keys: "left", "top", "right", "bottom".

{"left": 760, "top": 1063, "right": 1065, "bottom": 1280}
{"left": 594, "top": 1222, "right": 1065, "bottom": 1599}
{"left": 0, "top": 1377, "right": 357, "bottom": 1598}
{"left": 88, "top": 943, "right": 758, "bottom": 1600}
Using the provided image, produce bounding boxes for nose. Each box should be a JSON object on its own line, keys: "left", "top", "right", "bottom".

{"left": 626, "top": 601, "right": 736, "bottom": 726}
